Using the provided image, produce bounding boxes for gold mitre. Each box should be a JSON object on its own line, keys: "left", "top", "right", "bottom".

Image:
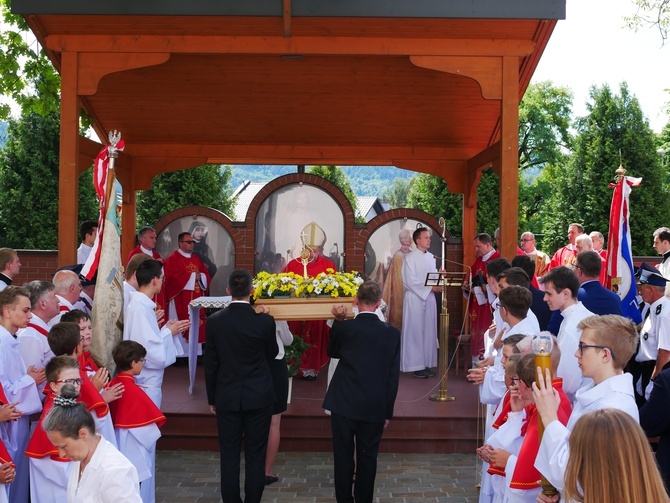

{"left": 301, "top": 222, "right": 327, "bottom": 248}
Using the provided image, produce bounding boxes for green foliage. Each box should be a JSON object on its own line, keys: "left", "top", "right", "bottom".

{"left": 307, "top": 165, "right": 359, "bottom": 219}
{"left": 541, "top": 83, "right": 668, "bottom": 255}
{"left": 284, "top": 335, "right": 312, "bottom": 377}
{"left": 519, "top": 81, "right": 573, "bottom": 171}
{"left": 136, "top": 165, "right": 235, "bottom": 227}
{"left": 78, "top": 167, "right": 100, "bottom": 224}
{"left": 625, "top": 0, "right": 670, "bottom": 44}
{"left": 0, "top": 1, "right": 61, "bottom": 121}
{"left": 405, "top": 169, "right": 500, "bottom": 238}
{"left": 0, "top": 110, "right": 97, "bottom": 248}
{"left": 382, "top": 177, "right": 415, "bottom": 209}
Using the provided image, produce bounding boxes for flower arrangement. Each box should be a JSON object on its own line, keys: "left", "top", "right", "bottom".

{"left": 252, "top": 268, "right": 363, "bottom": 300}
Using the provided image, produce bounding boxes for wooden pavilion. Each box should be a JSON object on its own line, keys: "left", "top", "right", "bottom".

{"left": 12, "top": 0, "right": 566, "bottom": 266}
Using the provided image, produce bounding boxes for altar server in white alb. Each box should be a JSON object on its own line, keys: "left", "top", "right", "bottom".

{"left": 400, "top": 227, "right": 442, "bottom": 379}
{"left": 0, "top": 286, "right": 45, "bottom": 503}
{"left": 123, "top": 259, "right": 190, "bottom": 408}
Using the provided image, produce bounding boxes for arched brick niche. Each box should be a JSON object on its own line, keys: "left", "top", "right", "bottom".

{"left": 154, "top": 205, "right": 242, "bottom": 251}
{"left": 243, "top": 174, "right": 356, "bottom": 273}
{"left": 360, "top": 209, "right": 464, "bottom": 334}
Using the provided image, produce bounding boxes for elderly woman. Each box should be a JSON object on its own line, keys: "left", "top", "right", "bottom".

{"left": 43, "top": 385, "right": 141, "bottom": 503}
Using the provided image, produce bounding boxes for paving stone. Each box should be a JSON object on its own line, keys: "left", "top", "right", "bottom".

{"left": 156, "top": 450, "right": 480, "bottom": 502}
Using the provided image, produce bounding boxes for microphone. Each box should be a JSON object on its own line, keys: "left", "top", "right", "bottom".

{"left": 430, "top": 255, "right": 473, "bottom": 287}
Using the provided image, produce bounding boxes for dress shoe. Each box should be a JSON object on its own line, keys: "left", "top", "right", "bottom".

{"left": 413, "top": 369, "right": 429, "bottom": 379}
{"left": 425, "top": 368, "right": 436, "bottom": 377}
{"left": 265, "top": 475, "right": 279, "bottom": 486}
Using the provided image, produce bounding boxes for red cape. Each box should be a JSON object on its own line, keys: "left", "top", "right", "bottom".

{"left": 79, "top": 370, "right": 109, "bottom": 418}
{"left": 25, "top": 394, "right": 69, "bottom": 462}
{"left": 109, "top": 373, "right": 166, "bottom": 429}
{"left": 283, "top": 254, "right": 336, "bottom": 373}
{"left": 549, "top": 245, "right": 577, "bottom": 270}
{"left": 163, "top": 250, "right": 211, "bottom": 343}
{"left": 78, "top": 351, "right": 99, "bottom": 373}
{"left": 510, "top": 379, "right": 572, "bottom": 489}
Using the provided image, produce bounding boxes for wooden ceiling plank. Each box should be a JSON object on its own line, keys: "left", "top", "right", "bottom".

{"left": 46, "top": 35, "right": 536, "bottom": 57}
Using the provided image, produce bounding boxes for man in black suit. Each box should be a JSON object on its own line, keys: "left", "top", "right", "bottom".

{"left": 575, "top": 250, "right": 622, "bottom": 316}
{"left": 323, "top": 281, "right": 400, "bottom": 503}
{"left": 205, "top": 269, "right": 279, "bottom": 503}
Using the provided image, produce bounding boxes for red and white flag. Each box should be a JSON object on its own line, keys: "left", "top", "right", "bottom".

{"left": 605, "top": 175, "right": 642, "bottom": 324}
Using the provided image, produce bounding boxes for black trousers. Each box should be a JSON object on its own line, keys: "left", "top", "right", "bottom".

{"left": 331, "top": 412, "right": 385, "bottom": 503}
{"left": 216, "top": 405, "right": 273, "bottom": 503}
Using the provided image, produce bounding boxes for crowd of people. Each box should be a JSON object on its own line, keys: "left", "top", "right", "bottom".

{"left": 3, "top": 218, "right": 670, "bottom": 502}
{"left": 463, "top": 224, "right": 670, "bottom": 502}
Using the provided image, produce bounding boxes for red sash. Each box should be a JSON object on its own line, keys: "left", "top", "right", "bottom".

{"left": 59, "top": 305, "right": 71, "bottom": 313}
{"left": 0, "top": 440, "right": 11, "bottom": 465}
{"left": 0, "top": 382, "right": 8, "bottom": 405}
{"left": 25, "top": 394, "right": 68, "bottom": 462}
{"left": 27, "top": 322, "right": 49, "bottom": 337}
{"left": 109, "top": 373, "right": 166, "bottom": 429}
{"left": 510, "top": 378, "right": 572, "bottom": 490}
{"left": 492, "top": 392, "right": 512, "bottom": 430}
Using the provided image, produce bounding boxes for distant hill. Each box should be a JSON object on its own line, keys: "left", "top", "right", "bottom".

{"left": 228, "top": 164, "right": 416, "bottom": 197}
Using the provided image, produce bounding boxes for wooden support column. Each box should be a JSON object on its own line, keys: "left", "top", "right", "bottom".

{"left": 462, "top": 169, "right": 482, "bottom": 268}
{"left": 121, "top": 184, "right": 137, "bottom": 265}
{"left": 499, "top": 56, "right": 519, "bottom": 261}
{"left": 58, "top": 52, "right": 80, "bottom": 267}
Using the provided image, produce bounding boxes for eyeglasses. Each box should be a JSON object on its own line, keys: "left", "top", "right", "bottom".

{"left": 55, "top": 378, "right": 82, "bottom": 386}
{"left": 578, "top": 341, "right": 616, "bottom": 361}
{"left": 509, "top": 377, "right": 520, "bottom": 385}
{"left": 141, "top": 358, "right": 147, "bottom": 363}
{"left": 180, "top": 240, "right": 195, "bottom": 244}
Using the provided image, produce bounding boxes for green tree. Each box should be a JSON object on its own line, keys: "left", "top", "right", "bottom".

{"left": 307, "top": 165, "right": 359, "bottom": 219}
{"left": 136, "top": 165, "right": 235, "bottom": 227}
{"left": 382, "top": 177, "right": 415, "bottom": 209}
{"left": 406, "top": 168, "right": 499, "bottom": 237}
{"left": 518, "top": 82, "right": 573, "bottom": 235}
{"left": 626, "top": 1, "right": 670, "bottom": 44}
{"left": 0, "top": 2, "right": 61, "bottom": 120}
{"left": 541, "top": 83, "right": 668, "bottom": 255}
{"left": 518, "top": 81, "right": 573, "bottom": 171}
{"left": 0, "top": 110, "right": 98, "bottom": 248}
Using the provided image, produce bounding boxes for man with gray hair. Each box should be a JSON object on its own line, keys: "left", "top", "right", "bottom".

{"left": 589, "top": 231, "right": 607, "bottom": 260}
{"left": 49, "top": 269, "right": 82, "bottom": 326}
{"left": 575, "top": 234, "right": 606, "bottom": 285}
{"left": 519, "top": 231, "right": 550, "bottom": 279}
{"left": 126, "top": 225, "right": 163, "bottom": 265}
{"left": 0, "top": 248, "right": 21, "bottom": 291}
{"left": 17, "top": 280, "right": 59, "bottom": 393}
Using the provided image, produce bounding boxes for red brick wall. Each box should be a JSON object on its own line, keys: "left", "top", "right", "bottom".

{"left": 13, "top": 250, "right": 59, "bottom": 285}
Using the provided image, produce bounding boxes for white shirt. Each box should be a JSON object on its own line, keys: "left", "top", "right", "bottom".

{"left": 275, "top": 321, "right": 294, "bottom": 360}
{"left": 16, "top": 315, "right": 54, "bottom": 396}
{"left": 637, "top": 296, "right": 670, "bottom": 361}
{"left": 534, "top": 372, "right": 637, "bottom": 491}
{"left": 124, "top": 292, "right": 183, "bottom": 391}
{"left": 556, "top": 302, "right": 594, "bottom": 401}
{"left": 67, "top": 436, "right": 141, "bottom": 503}
{"left": 49, "top": 295, "right": 77, "bottom": 327}
{"left": 77, "top": 243, "right": 92, "bottom": 265}
{"left": 123, "top": 281, "right": 137, "bottom": 316}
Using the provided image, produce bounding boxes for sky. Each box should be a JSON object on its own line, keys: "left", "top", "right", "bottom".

{"left": 532, "top": 0, "right": 670, "bottom": 133}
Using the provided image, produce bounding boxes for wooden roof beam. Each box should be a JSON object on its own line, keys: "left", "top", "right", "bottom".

{"left": 46, "top": 35, "right": 535, "bottom": 57}
{"left": 467, "top": 141, "right": 501, "bottom": 174}
{"left": 124, "top": 144, "right": 480, "bottom": 163}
